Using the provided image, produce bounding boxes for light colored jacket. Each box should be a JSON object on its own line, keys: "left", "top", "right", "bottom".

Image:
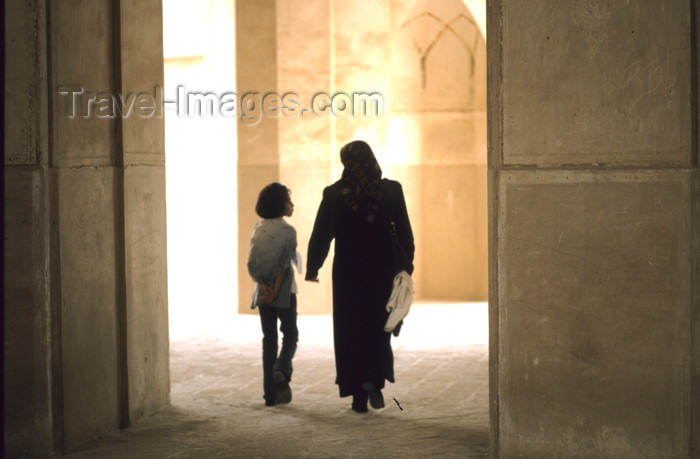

{"left": 247, "top": 218, "right": 302, "bottom": 308}
{"left": 384, "top": 271, "right": 414, "bottom": 332}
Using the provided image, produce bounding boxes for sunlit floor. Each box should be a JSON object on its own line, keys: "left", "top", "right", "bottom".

{"left": 66, "top": 302, "right": 489, "bottom": 458}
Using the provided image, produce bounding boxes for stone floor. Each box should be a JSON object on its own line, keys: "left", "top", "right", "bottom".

{"left": 63, "top": 303, "right": 490, "bottom": 458}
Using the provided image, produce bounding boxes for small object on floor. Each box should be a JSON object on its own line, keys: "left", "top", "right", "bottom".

{"left": 273, "top": 370, "right": 292, "bottom": 404}
{"left": 361, "top": 382, "right": 385, "bottom": 409}
{"left": 393, "top": 397, "right": 403, "bottom": 410}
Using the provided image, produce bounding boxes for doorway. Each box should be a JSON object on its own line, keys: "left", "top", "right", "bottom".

{"left": 163, "top": 0, "right": 238, "bottom": 339}
{"left": 162, "top": 0, "right": 488, "bottom": 332}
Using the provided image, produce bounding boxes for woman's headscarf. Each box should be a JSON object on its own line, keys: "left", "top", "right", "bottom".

{"left": 339, "top": 140, "right": 383, "bottom": 222}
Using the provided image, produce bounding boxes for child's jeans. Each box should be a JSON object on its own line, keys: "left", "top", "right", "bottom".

{"left": 258, "top": 293, "right": 298, "bottom": 403}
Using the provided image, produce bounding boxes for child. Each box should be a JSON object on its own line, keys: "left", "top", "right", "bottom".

{"left": 247, "top": 182, "right": 302, "bottom": 406}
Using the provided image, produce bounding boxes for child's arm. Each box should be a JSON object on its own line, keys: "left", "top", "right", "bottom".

{"left": 257, "top": 268, "right": 287, "bottom": 305}
{"left": 271, "top": 268, "right": 286, "bottom": 297}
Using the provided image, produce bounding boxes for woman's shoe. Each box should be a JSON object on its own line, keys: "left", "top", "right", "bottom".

{"left": 352, "top": 391, "right": 368, "bottom": 413}
{"left": 351, "top": 403, "right": 369, "bottom": 413}
{"left": 361, "top": 382, "right": 385, "bottom": 409}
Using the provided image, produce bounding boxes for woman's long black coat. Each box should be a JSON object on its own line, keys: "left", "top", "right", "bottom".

{"left": 306, "top": 178, "right": 415, "bottom": 397}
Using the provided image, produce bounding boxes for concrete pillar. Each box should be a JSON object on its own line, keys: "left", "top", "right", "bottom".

{"left": 330, "top": 0, "right": 423, "bottom": 299}
{"left": 236, "top": 0, "right": 335, "bottom": 314}
{"left": 235, "top": 0, "right": 281, "bottom": 313}
{"left": 489, "top": 1, "right": 699, "bottom": 457}
{"left": 4, "top": 166, "right": 53, "bottom": 454}
{"left": 119, "top": 0, "right": 170, "bottom": 423}
{"left": 4, "top": 4, "right": 52, "bottom": 454}
{"left": 277, "top": 0, "right": 334, "bottom": 314}
{"left": 4, "top": 0, "right": 169, "bottom": 454}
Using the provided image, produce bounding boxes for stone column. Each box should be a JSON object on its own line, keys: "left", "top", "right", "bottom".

{"left": 118, "top": 0, "right": 170, "bottom": 423}
{"left": 50, "top": 0, "right": 123, "bottom": 451}
{"left": 4, "top": 0, "right": 170, "bottom": 454}
{"left": 235, "top": 0, "right": 280, "bottom": 313}
{"left": 236, "top": 0, "right": 335, "bottom": 314}
{"left": 489, "top": 1, "right": 699, "bottom": 457}
{"left": 277, "top": 0, "right": 333, "bottom": 314}
{"left": 4, "top": 0, "right": 52, "bottom": 454}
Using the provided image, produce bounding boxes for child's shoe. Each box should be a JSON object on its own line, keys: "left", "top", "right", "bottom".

{"left": 273, "top": 370, "right": 292, "bottom": 404}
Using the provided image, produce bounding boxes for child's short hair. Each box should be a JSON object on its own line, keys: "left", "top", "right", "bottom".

{"left": 255, "top": 182, "right": 291, "bottom": 219}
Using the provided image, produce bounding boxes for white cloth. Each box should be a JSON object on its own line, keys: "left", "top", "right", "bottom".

{"left": 384, "top": 271, "right": 414, "bottom": 332}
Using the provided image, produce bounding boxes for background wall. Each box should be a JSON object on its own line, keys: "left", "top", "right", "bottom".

{"left": 162, "top": 0, "right": 238, "bottom": 339}
{"left": 488, "top": 1, "right": 699, "bottom": 457}
{"left": 236, "top": 0, "right": 488, "bottom": 314}
{"left": 390, "top": 0, "right": 487, "bottom": 300}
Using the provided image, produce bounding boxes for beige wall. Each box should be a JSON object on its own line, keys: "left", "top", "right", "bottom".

{"left": 489, "top": 0, "right": 699, "bottom": 456}
{"left": 236, "top": 0, "right": 488, "bottom": 314}
{"left": 392, "top": 0, "right": 487, "bottom": 300}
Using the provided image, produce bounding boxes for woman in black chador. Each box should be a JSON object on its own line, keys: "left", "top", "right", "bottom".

{"left": 306, "top": 140, "right": 414, "bottom": 413}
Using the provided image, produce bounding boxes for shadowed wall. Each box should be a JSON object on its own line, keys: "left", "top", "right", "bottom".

{"left": 4, "top": 0, "right": 170, "bottom": 454}
{"left": 488, "top": 1, "right": 699, "bottom": 456}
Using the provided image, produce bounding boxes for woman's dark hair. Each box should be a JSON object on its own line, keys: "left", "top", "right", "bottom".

{"left": 339, "top": 140, "right": 383, "bottom": 222}
{"left": 255, "top": 182, "right": 290, "bottom": 219}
